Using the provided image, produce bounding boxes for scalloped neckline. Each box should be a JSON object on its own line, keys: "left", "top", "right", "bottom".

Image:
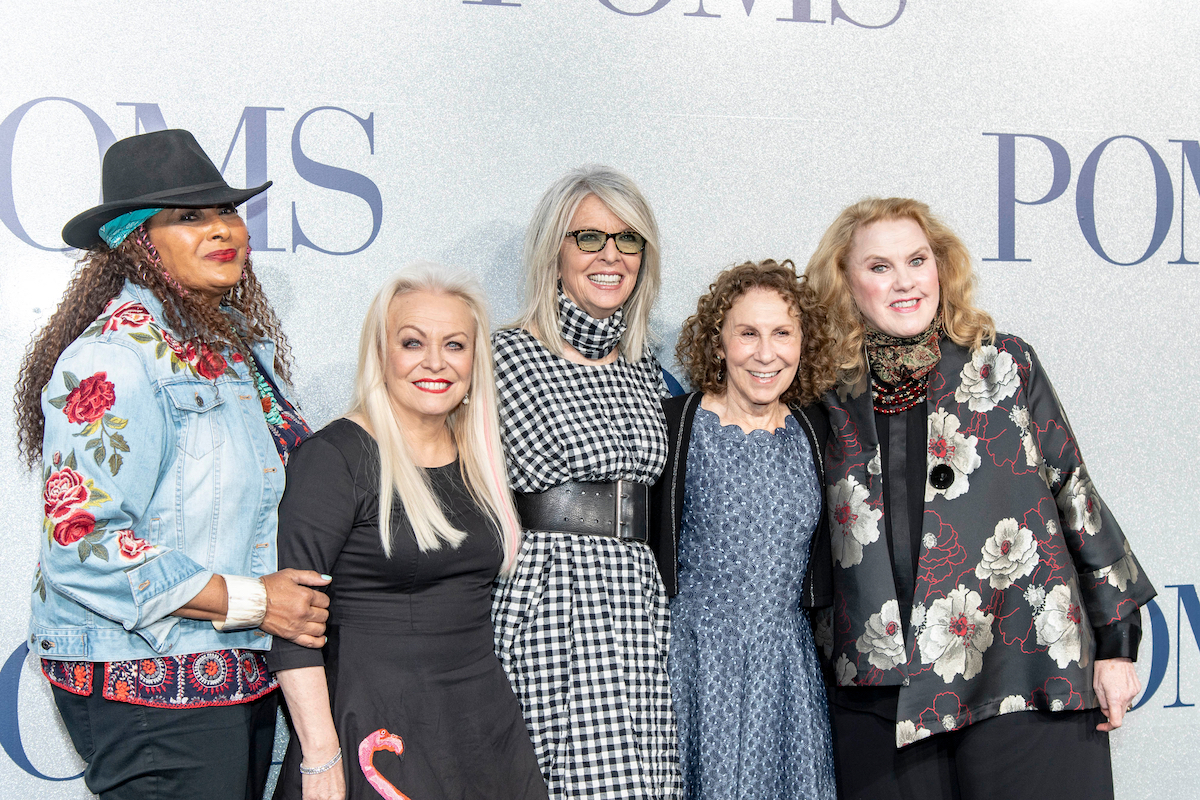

{"left": 695, "top": 405, "right": 798, "bottom": 439}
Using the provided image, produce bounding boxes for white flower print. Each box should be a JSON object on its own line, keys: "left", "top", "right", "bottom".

{"left": 1009, "top": 405, "right": 1042, "bottom": 470}
{"left": 1040, "top": 462, "right": 1062, "bottom": 491}
{"left": 975, "top": 518, "right": 1039, "bottom": 590}
{"left": 999, "top": 695, "right": 1031, "bottom": 714}
{"left": 856, "top": 599, "right": 906, "bottom": 671}
{"left": 955, "top": 345, "right": 1020, "bottom": 412}
{"left": 835, "top": 654, "right": 857, "bottom": 686}
{"left": 1045, "top": 519, "right": 1058, "bottom": 537}
{"left": 1093, "top": 540, "right": 1139, "bottom": 592}
{"left": 1034, "top": 583, "right": 1087, "bottom": 669}
{"left": 1051, "top": 699, "right": 1065, "bottom": 712}
{"left": 896, "top": 719, "right": 932, "bottom": 747}
{"left": 867, "top": 449, "right": 881, "bottom": 476}
{"left": 922, "top": 532, "right": 937, "bottom": 550}
{"left": 941, "top": 714, "right": 958, "bottom": 731}
{"left": 925, "top": 410, "right": 982, "bottom": 502}
{"left": 1023, "top": 585, "right": 1046, "bottom": 611}
{"left": 917, "top": 586, "right": 995, "bottom": 683}
{"left": 1058, "top": 470, "right": 1103, "bottom": 536}
{"left": 910, "top": 604, "right": 927, "bottom": 631}
{"left": 829, "top": 476, "right": 883, "bottom": 568}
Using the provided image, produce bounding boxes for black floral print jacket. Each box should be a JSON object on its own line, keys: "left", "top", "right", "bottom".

{"left": 819, "top": 333, "right": 1155, "bottom": 747}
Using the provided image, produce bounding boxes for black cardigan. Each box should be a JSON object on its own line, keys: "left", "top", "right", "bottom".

{"left": 648, "top": 391, "right": 833, "bottom": 608}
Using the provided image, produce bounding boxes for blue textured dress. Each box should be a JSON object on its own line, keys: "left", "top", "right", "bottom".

{"left": 668, "top": 408, "right": 836, "bottom": 800}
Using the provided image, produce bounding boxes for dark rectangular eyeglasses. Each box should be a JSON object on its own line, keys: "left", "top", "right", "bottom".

{"left": 565, "top": 229, "right": 646, "bottom": 254}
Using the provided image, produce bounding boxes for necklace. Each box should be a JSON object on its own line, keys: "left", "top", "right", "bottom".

{"left": 229, "top": 331, "right": 284, "bottom": 426}
{"left": 872, "top": 373, "right": 928, "bottom": 414}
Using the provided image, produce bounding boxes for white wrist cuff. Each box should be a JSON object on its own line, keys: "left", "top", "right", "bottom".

{"left": 212, "top": 575, "right": 267, "bottom": 631}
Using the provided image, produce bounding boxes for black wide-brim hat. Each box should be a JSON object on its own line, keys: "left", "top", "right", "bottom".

{"left": 62, "top": 128, "right": 271, "bottom": 249}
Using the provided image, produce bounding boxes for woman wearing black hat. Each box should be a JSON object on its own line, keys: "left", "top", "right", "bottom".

{"left": 15, "top": 128, "right": 331, "bottom": 800}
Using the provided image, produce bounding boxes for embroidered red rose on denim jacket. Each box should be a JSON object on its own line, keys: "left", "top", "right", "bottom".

{"left": 63, "top": 373, "right": 116, "bottom": 424}
{"left": 100, "top": 301, "right": 154, "bottom": 334}
{"left": 195, "top": 347, "right": 228, "bottom": 380}
{"left": 117, "top": 530, "right": 154, "bottom": 560}
{"left": 52, "top": 508, "right": 97, "bottom": 546}
{"left": 44, "top": 466, "right": 90, "bottom": 520}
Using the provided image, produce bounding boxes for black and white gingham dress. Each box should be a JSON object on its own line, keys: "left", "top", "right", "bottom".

{"left": 491, "top": 327, "right": 682, "bottom": 800}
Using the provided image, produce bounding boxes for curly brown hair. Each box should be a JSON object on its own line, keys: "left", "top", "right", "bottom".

{"left": 14, "top": 226, "right": 293, "bottom": 469}
{"left": 675, "top": 260, "right": 839, "bottom": 407}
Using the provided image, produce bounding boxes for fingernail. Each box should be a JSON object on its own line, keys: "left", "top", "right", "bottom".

{"left": 320, "top": 574, "right": 332, "bottom": 581}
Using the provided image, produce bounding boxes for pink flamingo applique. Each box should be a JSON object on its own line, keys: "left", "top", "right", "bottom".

{"left": 358, "top": 728, "right": 411, "bottom": 800}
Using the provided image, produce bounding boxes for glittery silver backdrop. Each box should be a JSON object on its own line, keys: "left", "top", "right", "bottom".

{"left": 2, "top": 2, "right": 1197, "bottom": 797}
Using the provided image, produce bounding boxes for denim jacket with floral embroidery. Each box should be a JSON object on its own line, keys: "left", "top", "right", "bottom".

{"left": 30, "top": 281, "right": 287, "bottom": 662}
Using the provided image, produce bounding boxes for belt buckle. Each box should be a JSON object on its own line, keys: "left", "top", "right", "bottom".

{"left": 614, "top": 479, "right": 648, "bottom": 542}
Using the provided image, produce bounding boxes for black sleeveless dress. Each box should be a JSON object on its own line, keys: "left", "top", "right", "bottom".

{"left": 268, "top": 418, "right": 546, "bottom": 800}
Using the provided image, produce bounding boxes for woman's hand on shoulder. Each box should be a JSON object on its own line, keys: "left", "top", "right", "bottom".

{"left": 261, "top": 569, "right": 332, "bottom": 647}
{"left": 1094, "top": 657, "right": 1140, "bottom": 731}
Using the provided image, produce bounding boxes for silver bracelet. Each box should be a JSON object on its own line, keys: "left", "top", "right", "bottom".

{"left": 299, "top": 748, "right": 342, "bottom": 775}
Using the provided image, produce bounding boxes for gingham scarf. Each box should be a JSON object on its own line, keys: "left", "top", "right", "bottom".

{"left": 557, "top": 285, "right": 626, "bottom": 360}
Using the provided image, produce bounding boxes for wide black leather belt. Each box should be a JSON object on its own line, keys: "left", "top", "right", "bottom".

{"left": 515, "top": 480, "right": 650, "bottom": 543}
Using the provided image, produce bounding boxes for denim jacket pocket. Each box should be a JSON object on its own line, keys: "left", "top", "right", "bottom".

{"left": 163, "top": 382, "right": 226, "bottom": 459}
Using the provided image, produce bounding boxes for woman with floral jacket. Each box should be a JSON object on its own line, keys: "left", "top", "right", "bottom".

{"left": 804, "top": 197, "right": 1155, "bottom": 800}
{"left": 16, "top": 129, "right": 330, "bottom": 800}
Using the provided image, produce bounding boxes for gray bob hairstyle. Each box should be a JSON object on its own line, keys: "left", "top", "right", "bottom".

{"left": 510, "top": 165, "right": 661, "bottom": 359}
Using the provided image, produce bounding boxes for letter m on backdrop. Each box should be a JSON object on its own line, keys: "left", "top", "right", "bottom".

{"left": 119, "top": 103, "right": 284, "bottom": 251}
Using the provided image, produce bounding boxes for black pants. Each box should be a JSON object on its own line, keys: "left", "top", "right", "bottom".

{"left": 830, "top": 700, "right": 1114, "bottom": 800}
{"left": 52, "top": 682, "right": 278, "bottom": 800}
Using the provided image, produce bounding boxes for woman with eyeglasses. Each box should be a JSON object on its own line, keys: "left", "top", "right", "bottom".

{"left": 490, "top": 166, "right": 682, "bottom": 799}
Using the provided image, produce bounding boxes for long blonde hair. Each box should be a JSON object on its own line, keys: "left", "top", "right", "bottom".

{"left": 804, "top": 197, "right": 995, "bottom": 386}
{"left": 510, "top": 165, "right": 661, "bottom": 359}
{"left": 349, "top": 263, "right": 521, "bottom": 574}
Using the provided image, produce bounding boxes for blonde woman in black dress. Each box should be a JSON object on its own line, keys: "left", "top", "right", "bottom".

{"left": 269, "top": 264, "right": 546, "bottom": 800}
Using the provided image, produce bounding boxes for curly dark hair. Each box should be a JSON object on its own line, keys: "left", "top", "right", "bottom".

{"left": 675, "top": 259, "right": 839, "bottom": 407}
{"left": 14, "top": 226, "right": 293, "bottom": 469}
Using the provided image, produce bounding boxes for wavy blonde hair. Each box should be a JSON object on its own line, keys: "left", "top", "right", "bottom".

{"left": 509, "top": 165, "right": 661, "bottom": 359}
{"left": 804, "top": 197, "right": 995, "bottom": 386}
{"left": 675, "top": 260, "right": 838, "bottom": 407}
{"left": 349, "top": 263, "right": 521, "bottom": 575}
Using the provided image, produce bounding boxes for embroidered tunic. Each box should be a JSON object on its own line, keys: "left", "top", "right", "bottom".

{"left": 820, "top": 334, "right": 1155, "bottom": 746}
{"left": 490, "top": 327, "right": 682, "bottom": 800}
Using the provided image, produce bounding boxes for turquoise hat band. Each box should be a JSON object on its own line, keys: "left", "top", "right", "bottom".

{"left": 98, "top": 208, "right": 163, "bottom": 249}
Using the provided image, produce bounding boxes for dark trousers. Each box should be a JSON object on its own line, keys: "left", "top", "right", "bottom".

{"left": 830, "top": 700, "right": 1114, "bottom": 800}
{"left": 52, "top": 682, "right": 278, "bottom": 800}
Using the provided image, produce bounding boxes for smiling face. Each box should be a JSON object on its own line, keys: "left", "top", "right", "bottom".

{"left": 845, "top": 217, "right": 940, "bottom": 338}
{"left": 558, "top": 193, "right": 641, "bottom": 319}
{"left": 718, "top": 287, "right": 802, "bottom": 413}
{"left": 384, "top": 290, "right": 475, "bottom": 431}
{"left": 144, "top": 205, "right": 248, "bottom": 306}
